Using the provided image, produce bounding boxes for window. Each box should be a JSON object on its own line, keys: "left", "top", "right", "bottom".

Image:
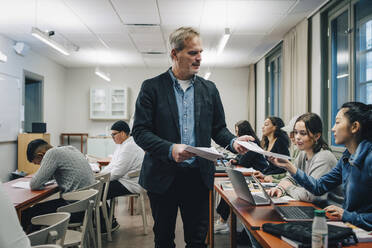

{"left": 323, "top": 0, "right": 372, "bottom": 147}
{"left": 266, "top": 44, "right": 282, "bottom": 117}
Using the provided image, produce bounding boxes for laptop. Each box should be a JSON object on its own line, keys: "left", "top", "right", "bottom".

{"left": 226, "top": 168, "right": 270, "bottom": 206}
{"left": 254, "top": 177, "right": 316, "bottom": 221}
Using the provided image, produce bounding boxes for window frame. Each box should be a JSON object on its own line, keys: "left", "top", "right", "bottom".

{"left": 265, "top": 43, "right": 283, "bottom": 118}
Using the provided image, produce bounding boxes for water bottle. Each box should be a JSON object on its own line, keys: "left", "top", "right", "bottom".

{"left": 312, "top": 210, "right": 328, "bottom": 248}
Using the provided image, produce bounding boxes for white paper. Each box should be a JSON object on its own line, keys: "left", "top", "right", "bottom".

{"left": 12, "top": 181, "right": 30, "bottom": 189}
{"left": 234, "top": 167, "right": 256, "bottom": 173}
{"left": 185, "top": 146, "right": 223, "bottom": 161}
{"left": 90, "top": 163, "right": 101, "bottom": 173}
{"left": 236, "top": 140, "right": 292, "bottom": 160}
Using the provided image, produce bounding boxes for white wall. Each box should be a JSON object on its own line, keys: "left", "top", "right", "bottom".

{"left": 0, "top": 34, "right": 66, "bottom": 182}
{"left": 256, "top": 58, "right": 266, "bottom": 139}
{"left": 311, "top": 12, "right": 322, "bottom": 115}
{"left": 64, "top": 67, "right": 249, "bottom": 137}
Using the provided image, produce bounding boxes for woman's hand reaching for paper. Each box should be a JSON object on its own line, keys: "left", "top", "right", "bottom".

{"left": 267, "top": 156, "right": 297, "bottom": 175}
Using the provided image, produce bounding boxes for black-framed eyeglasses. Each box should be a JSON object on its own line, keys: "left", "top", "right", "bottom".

{"left": 111, "top": 131, "right": 121, "bottom": 138}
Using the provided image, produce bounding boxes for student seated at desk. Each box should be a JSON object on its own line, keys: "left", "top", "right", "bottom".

{"left": 267, "top": 113, "right": 343, "bottom": 206}
{"left": 0, "top": 182, "right": 31, "bottom": 248}
{"left": 215, "top": 120, "right": 267, "bottom": 234}
{"left": 21, "top": 139, "right": 95, "bottom": 230}
{"left": 269, "top": 102, "right": 372, "bottom": 231}
{"left": 99, "top": 121, "right": 145, "bottom": 230}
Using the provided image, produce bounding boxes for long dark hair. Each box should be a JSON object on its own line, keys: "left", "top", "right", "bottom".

{"left": 341, "top": 102, "right": 372, "bottom": 142}
{"left": 261, "top": 116, "right": 290, "bottom": 150}
{"left": 235, "top": 120, "right": 260, "bottom": 145}
{"left": 295, "top": 113, "right": 330, "bottom": 153}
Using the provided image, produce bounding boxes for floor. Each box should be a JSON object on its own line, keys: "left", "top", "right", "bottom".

{"left": 102, "top": 196, "right": 243, "bottom": 248}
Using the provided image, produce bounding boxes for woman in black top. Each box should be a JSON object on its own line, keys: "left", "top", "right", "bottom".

{"left": 260, "top": 116, "right": 290, "bottom": 175}
{"left": 215, "top": 120, "right": 267, "bottom": 233}
{"left": 230, "top": 120, "right": 268, "bottom": 171}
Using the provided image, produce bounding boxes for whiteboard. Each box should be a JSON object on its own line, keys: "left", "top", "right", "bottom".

{"left": 0, "top": 73, "right": 21, "bottom": 142}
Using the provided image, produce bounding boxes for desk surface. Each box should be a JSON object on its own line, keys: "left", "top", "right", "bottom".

{"left": 3, "top": 177, "right": 58, "bottom": 210}
{"left": 214, "top": 178, "right": 371, "bottom": 248}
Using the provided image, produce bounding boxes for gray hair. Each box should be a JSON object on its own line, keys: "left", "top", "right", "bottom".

{"left": 169, "top": 27, "right": 200, "bottom": 52}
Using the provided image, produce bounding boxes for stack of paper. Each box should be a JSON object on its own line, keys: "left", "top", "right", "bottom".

{"left": 12, "top": 181, "right": 30, "bottom": 189}
{"left": 185, "top": 146, "right": 223, "bottom": 161}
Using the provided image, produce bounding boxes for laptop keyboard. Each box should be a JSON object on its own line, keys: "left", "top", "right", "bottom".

{"left": 253, "top": 194, "right": 268, "bottom": 204}
{"left": 278, "top": 206, "right": 313, "bottom": 219}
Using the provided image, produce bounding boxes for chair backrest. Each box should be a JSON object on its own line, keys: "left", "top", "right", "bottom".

{"left": 76, "top": 180, "right": 103, "bottom": 208}
{"left": 57, "top": 189, "right": 98, "bottom": 247}
{"left": 28, "top": 212, "right": 71, "bottom": 246}
{"left": 95, "top": 172, "right": 111, "bottom": 203}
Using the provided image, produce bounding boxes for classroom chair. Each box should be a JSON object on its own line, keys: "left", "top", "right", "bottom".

{"left": 28, "top": 212, "right": 71, "bottom": 246}
{"left": 57, "top": 189, "right": 98, "bottom": 248}
{"left": 94, "top": 172, "right": 112, "bottom": 242}
{"left": 107, "top": 169, "right": 148, "bottom": 235}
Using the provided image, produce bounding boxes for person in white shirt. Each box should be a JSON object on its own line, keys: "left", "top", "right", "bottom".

{"left": 0, "top": 182, "right": 31, "bottom": 248}
{"left": 101, "top": 120, "right": 145, "bottom": 199}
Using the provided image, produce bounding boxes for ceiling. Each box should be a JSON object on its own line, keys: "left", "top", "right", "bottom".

{"left": 0, "top": 0, "right": 327, "bottom": 68}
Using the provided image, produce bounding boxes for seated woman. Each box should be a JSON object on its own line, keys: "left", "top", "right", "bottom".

{"left": 269, "top": 102, "right": 372, "bottom": 230}
{"left": 230, "top": 120, "right": 268, "bottom": 171}
{"left": 268, "top": 113, "right": 343, "bottom": 207}
{"left": 215, "top": 120, "right": 267, "bottom": 233}
{"left": 254, "top": 117, "right": 290, "bottom": 183}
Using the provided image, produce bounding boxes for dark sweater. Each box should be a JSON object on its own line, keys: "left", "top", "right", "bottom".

{"left": 262, "top": 136, "right": 289, "bottom": 175}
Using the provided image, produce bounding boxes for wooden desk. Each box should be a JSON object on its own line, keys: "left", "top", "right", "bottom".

{"left": 60, "top": 133, "right": 88, "bottom": 153}
{"left": 2, "top": 177, "right": 59, "bottom": 220}
{"left": 213, "top": 178, "right": 371, "bottom": 248}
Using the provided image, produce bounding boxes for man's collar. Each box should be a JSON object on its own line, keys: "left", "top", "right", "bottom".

{"left": 168, "top": 68, "right": 196, "bottom": 86}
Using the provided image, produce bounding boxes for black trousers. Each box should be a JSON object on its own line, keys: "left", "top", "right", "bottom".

{"left": 147, "top": 167, "right": 210, "bottom": 248}
{"left": 106, "top": 180, "right": 132, "bottom": 200}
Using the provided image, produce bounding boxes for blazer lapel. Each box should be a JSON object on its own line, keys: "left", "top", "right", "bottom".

{"left": 163, "top": 73, "right": 180, "bottom": 136}
{"left": 194, "top": 77, "right": 202, "bottom": 146}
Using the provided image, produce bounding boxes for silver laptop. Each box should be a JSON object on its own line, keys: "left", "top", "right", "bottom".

{"left": 254, "top": 177, "right": 316, "bottom": 221}
{"left": 226, "top": 168, "right": 270, "bottom": 206}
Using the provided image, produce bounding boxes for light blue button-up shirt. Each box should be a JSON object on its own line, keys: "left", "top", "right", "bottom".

{"left": 168, "top": 69, "right": 197, "bottom": 166}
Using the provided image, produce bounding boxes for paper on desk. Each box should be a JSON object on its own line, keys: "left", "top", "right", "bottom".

{"left": 89, "top": 163, "right": 100, "bottom": 173}
{"left": 185, "top": 146, "right": 223, "bottom": 161}
{"left": 12, "top": 181, "right": 30, "bottom": 189}
{"left": 236, "top": 140, "right": 291, "bottom": 160}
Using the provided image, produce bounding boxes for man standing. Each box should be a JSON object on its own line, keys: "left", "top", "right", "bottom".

{"left": 133, "top": 27, "right": 250, "bottom": 248}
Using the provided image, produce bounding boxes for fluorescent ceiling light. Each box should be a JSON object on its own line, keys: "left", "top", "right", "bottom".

{"left": 204, "top": 71, "right": 211, "bottom": 80}
{"left": 0, "top": 51, "right": 7, "bottom": 62}
{"left": 336, "top": 74, "right": 349, "bottom": 79}
{"left": 217, "top": 28, "right": 231, "bottom": 56}
{"left": 31, "top": 27, "right": 70, "bottom": 55}
{"left": 95, "top": 67, "right": 111, "bottom": 82}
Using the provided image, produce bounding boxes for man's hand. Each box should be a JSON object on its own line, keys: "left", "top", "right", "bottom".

{"left": 324, "top": 205, "right": 344, "bottom": 220}
{"left": 233, "top": 135, "right": 255, "bottom": 154}
{"left": 171, "top": 144, "right": 195, "bottom": 163}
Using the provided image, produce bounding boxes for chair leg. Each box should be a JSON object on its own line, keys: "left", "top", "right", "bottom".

{"left": 140, "top": 193, "right": 148, "bottom": 235}
{"left": 96, "top": 207, "right": 102, "bottom": 248}
{"left": 102, "top": 200, "right": 112, "bottom": 241}
{"left": 89, "top": 220, "right": 97, "bottom": 248}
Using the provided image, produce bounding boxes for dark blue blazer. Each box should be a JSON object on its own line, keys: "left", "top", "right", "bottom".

{"left": 132, "top": 70, "right": 235, "bottom": 194}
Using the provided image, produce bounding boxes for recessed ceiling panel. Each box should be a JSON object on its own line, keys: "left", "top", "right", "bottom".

{"left": 111, "top": 0, "right": 160, "bottom": 24}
